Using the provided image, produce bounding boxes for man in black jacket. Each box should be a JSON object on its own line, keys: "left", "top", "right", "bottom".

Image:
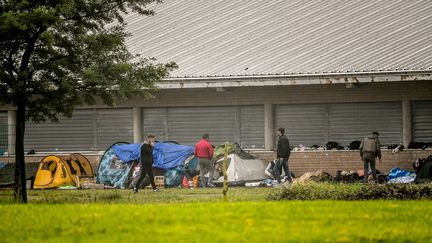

{"left": 131, "top": 135, "right": 158, "bottom": 193}
{"left": 274, "top": 128, "right": 292, "bottom": 185}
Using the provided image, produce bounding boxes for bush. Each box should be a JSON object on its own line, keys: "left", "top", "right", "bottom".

{"left": 268, "top": 183, "right": 432, "bottom": 200}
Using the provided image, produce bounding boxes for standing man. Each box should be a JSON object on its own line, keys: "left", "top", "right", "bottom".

{"left": 194, "top": 133, "right": 215, "bottom": 188}
{"left": 359, "top": 131, "right": 382, "bottom": 183}
{"left": 274, "top": 128, "right": 292, "bottom": 185}
{"left": 131, "top": 135, "right": 158, "bottom": 193}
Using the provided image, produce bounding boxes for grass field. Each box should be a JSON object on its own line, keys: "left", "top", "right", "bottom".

{"left": 0, "top": 187, "right": 431, "bottom": 242}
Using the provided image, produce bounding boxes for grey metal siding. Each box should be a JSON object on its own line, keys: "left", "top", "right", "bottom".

{"left": 143, "top": 106, "right": 262, "bottom": 147}
{"left": 25, "top": 110, "right": 95, "bottom": 151}
{"left": 25, "top": 108, "right": 133, "bottom": 151}
{"left": 413, "top": 101, "right": 432, "bottom": 142}
{"left": 143, "top": 108, "right": 168, "bottom": 140}
{"left": 275, "top": 104, "right": 328, "bottom": 146}
{"left": 329, "top": 102, "right": 402, "bottom": 145}
{"left": 167, "top": 107, "right": 236, "bottom": 145}
{"left": 240, "top": 106, "right": 264, "bottom": 148}
{"left": 96, "top": 109, "right": 133, "bottom": 150}
{"left": 0, "top": 112, "right": 7, "bottom": 152}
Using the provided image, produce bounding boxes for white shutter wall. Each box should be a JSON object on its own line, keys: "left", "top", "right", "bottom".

{"left": 143, "top": 108, "right": 168, "bottom": 141}
{"left": 96, "top": 108, "right": 133, "bottom": 150}
{"left": 328, "top": 102, "right": 402, "bottom": 145}
{"left": 25, "top": 109, "right": 95, "bottom": 151}
{"left": 240, "top": 106, "right": 264, "bottom": 148}
{"left": 413, "top": 101, "right": 432, "bottom": 143}
{"left": 167, "top": 106, "right": 236, "bottom": 146}
{"left": 275, "top": 104, "right": 328, "bottom": 146}
{"left": 25, "top": 108, "right": 133, "bottom": 152}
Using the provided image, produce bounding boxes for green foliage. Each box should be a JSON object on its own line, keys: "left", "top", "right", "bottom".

{"left": 0, "top": 200, "right": 431, "bottom": 242}
{"left": 0, "top": 0, "right": 176, "bottom": 122}
{"left": 269, "top": 183, "right": 432, "bottom": 200}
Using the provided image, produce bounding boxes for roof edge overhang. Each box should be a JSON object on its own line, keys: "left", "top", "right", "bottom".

{"left": 158, "top": 70, "right": 432, "bottom": 89}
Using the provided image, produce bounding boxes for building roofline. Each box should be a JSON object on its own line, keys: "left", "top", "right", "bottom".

{"left": 158, "top": 70, "right": 432, "bottom": 89}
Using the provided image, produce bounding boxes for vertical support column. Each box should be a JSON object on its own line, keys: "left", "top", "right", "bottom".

{"left": 264, "top": 104, "right": 274, "bottom": 150}
{"left": 7, "top": 110, "right": 16, "bottom": 155}
{"left": 133, "top": 107, "right": 143, "bottom": 143}
{"left": 402, "top": 100, "right": 412, "bottom": 147}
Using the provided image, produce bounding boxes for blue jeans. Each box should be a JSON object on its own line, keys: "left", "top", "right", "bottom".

{"left": 274, "top": 157, "right": 292, "bottom": 183}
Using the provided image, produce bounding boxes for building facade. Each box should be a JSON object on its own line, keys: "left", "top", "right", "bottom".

{"left": 1, "top": 0, "right": 432, "bottom": 153}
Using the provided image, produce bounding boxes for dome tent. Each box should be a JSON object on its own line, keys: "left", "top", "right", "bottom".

{"left": 33, "top": 153, "right": 93, "bottom": 189}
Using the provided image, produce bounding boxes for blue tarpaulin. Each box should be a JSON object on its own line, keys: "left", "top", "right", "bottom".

{"left": 112, "top": 142, "right": 194, "bottom": 170}
{"left": 153, "top": 142, "right": 194, "bottom": 170}
{"left": 112, "top": 143, "right": 142, "bottom": 162}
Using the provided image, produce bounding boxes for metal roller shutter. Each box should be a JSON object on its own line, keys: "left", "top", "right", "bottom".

{"left": 96, "top": 108, "right": 133, "bottom": 150}
{"left": 329, "top": 102, "right": 402, "bottom": 145}
{"left": 167, "top": 107, "right": 236, "bottom": 146}
{"left": 413, "top": 101, "right": 432, "bottom": 142}
{"left": 0, "top": 112, "right": 7, "bottom": 152}
{"left": 25, "top": 109, "right": 95, "bottom": 152}
{"left": 275, "top": 104, "right": 328, "bottom": 146}
{"left": 240, "top": 106, "right": 264, "bottom": 148}
{"left": 143, "top": 108, "right": 168, "bottom": 141}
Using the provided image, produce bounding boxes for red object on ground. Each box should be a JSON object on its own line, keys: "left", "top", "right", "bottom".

{"left": 182, "top": 176, "right": 189, "bottom": 188}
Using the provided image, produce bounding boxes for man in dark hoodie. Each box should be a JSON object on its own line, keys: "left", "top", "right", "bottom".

{"left": 131, "top": 135, "right": 159, "bottom": 193}
{"left": 274, "top": 128, "right": 292, "bottom": 185}
{"left": 359, "top": 131, "right": 382, "bottom": 183}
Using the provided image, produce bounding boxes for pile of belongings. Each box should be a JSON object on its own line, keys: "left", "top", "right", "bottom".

{"left": 387, "top": 167, "right": 416, "bottom": 183}
{"left": 292, "top": 170, "right": 332, "bottom": 184}
{"left": 408, "top": 142, "right": 432, "bottom": 150}
{"left": 333, "top": 169, "right": 387, "bottom": 184}
{"left": 333, "top": 170, "right": 362, "bottom": 183}
{"left": 413, "top": 155, "right": 432, "bottom": 183}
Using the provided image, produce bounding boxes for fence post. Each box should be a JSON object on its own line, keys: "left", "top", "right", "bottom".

{"left": 223, "top": 143, "right": 228, "bottom": 202}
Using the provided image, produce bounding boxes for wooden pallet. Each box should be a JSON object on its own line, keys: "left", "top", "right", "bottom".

{"left": 75, "top": 175, "right": 105, "bottom": 189}
{"left": 146, "top": 176, "right": 165, "bottom": 189}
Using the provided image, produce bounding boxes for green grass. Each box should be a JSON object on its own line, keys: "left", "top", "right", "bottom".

{"left": 0, "top": 200, "right": 431, "bottom": 242}
{"left": 0, "top": 187, "right": 279, "bottom": 204}
{"left": 0, "top": 186, "right": 431, "bottom": 242}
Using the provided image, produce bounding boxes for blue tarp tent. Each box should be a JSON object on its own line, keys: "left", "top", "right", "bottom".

{"left": 153, "top": 142, "right": 194, "bottom": 170}
{"left": 97, "top": 142, "right": 195, "bottom": 188}
{"left": 111, "top": 142, "right": 194, "bottom": 170}
{"left": 112, "top": 143, "right": 142, "bottom": 162}
{"left": 97, "top": 142, "right": 136, "bottom": 188}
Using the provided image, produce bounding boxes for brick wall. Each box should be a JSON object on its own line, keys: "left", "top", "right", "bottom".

{"left": 1, "top": 150, "right": 431, "bottom": 177}
{"left": 250, "top": 150, "right": 432, "bottom": 176}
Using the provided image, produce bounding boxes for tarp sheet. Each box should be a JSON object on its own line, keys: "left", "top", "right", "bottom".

{"left": 112, "top": 142, "right": 194, "bottom": 170}
{"left": 112, "top": 143, "right": 142, "bottom": 163}
{"left": 153, "top": 143, "right": 194, "bottom": 170}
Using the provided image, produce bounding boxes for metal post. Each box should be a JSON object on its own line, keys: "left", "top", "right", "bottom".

{"left": 223, "top": 143, "right": 228, "bottom": 202}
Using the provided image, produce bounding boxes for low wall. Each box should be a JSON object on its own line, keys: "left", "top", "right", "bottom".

{"left": 250, "top": 150, "right": 432, "bottom": 176}
{"left": 1, "top": 150, "right": 431, "bottom": 177}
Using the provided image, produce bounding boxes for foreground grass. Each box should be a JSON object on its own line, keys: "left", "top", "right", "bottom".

{"left": 0, "top": 200, "right": 431, "bottom": 242}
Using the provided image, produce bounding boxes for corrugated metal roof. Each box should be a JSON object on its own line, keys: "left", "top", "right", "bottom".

{"left": 124, "top": 0, "right": 432, "bottom": 78}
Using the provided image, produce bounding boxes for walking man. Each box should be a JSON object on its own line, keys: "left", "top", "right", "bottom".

{"left": 359, "top": 131, "right": 382, "bottom": 183}
{"left": 131, "top": 135, "right": 159, "bottom": 193}
{"left": 274, "top": 128, "right": 292, "bottom": 185}
{"left": 194, "top": 133, "right": 215, "bottom": 188}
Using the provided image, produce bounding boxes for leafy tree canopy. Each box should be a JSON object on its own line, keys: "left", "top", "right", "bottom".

{"left": 0, "top": 0, "right": 177, "bottom": 122}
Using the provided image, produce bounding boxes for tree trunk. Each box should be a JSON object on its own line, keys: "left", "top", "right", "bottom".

{"left": 14, "top": 101, "right": 27, "bottom": 203}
